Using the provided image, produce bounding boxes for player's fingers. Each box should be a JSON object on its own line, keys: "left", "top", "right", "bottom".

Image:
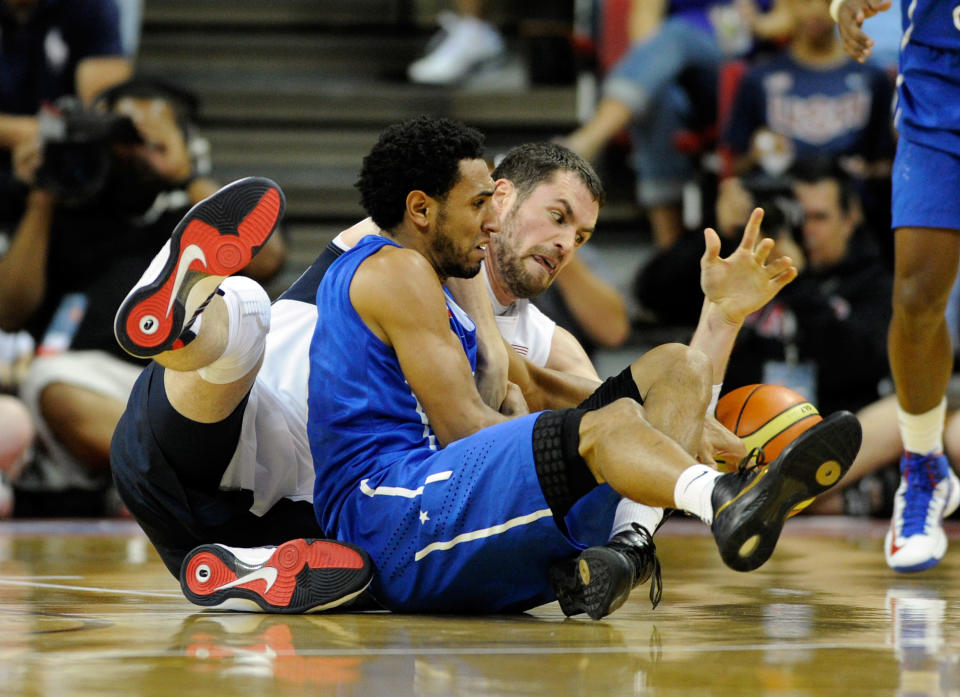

{"left": 867, "top": 0, "right": 893, "bottom": 13}
{"left": 702, "top": 227, "right": 721, "bottom": 262}
{"left": 763, "top": 255, "right": 794, "bottom": 277}
{"left": 770, "top": 265, "right": 799, "bottom": 288}
{"left": 753, "top": 236, "right": 775, "bottom": 265}
{"left": 741, "top": 207, "right": 764, "bottom": 250}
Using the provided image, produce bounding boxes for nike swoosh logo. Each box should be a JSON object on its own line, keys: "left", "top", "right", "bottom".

{"left": 889, "top": 528, "right": 903, "bottom": 556}
{"left": 166, "top": 244, "right": 208, "bottom": 318}
{"left": 213, "top": 567, "right": 278, "bottom": 593}
{"left": 683, "top": 471, "right": 709, "bottom": 493}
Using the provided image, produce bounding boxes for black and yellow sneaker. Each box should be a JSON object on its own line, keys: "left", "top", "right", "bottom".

{"left": 711, "top": 410, "right": 862, "bottom": 572}
{"left": 548, "top": 523, "right": 663, "bottom": 620}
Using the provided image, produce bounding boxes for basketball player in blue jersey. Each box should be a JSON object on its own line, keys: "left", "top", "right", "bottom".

{"left": 111, "top": 117, "right": 862, "bottom": 617}
{"left": 832, "top": 0, "right": 960, "bottom": 572}
{"left": 301, "top": 116, "right": 861, "bottom": 614}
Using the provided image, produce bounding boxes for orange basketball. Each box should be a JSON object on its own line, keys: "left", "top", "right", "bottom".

{"left": 714, "top": 384, "right": 823, "bottom": 514}
{"left": 715, "top": 383, "right": 822, "bottom": 462}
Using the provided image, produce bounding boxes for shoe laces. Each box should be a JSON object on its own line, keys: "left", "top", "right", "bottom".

{"left": 627, "top": 523, "right": 663, "bottom": 609}
{"left": 900, "top": 453, "right": 948, "bottom": 534}
{"left": 724, "top": 448, "right": 766, "bottom": 485}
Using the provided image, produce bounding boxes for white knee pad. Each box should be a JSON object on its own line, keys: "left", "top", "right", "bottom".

{"left": 197, "top": 277, "right": 271, "bottom": 385}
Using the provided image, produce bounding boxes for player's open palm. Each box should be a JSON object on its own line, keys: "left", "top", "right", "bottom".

{"left": 700, "top": 207, "right": 798, "bottom": 325}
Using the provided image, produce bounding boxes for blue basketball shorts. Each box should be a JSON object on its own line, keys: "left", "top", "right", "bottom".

{"left": 330, "top": 413, "right": 620, "bottom": 613}
{"left": 892, "top": 137, "right": 960, "bottom": 231}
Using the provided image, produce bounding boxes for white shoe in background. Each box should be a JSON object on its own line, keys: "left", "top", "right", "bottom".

{"left": 408, "top": 14, "right": 505, "bottom": 86}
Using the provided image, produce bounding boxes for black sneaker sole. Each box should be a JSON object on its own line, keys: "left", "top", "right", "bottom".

{"left": 548, "top": 547, "right": 634, "bottom": 620}
{"left": 115, "top": 177, "right": 285, "bottom": 358}
{"left": 712, "top": 410, "right": 862, "bottom": 572}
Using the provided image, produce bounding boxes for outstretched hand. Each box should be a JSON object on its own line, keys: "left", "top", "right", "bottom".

{"left": 700, "top": 207, "right": 798, "bottom": 325}
{"left": 832, "top": 0, "right": 893, "bottom": 63}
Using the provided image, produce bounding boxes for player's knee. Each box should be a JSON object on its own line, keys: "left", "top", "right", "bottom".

{"left": 894, "top": 272, "right": 951, "bottom": 316}
{"left": 658, "top": 343, "right": 712, "bottom": 400}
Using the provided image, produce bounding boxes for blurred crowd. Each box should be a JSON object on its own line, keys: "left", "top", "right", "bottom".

{"left": 0, "top": 0, "right": 936, "bottom": 521}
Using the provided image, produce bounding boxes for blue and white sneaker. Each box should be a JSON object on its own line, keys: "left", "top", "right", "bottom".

{"left": 885, "top": 452, "right": 960, "bottom": 573}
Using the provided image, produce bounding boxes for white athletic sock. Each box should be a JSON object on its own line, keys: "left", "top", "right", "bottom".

{"left": 610, "top": 499, "right": 664, "bottom": 538}
{"left": 673, "top": 464, "right": 722, "bottom": 525}
{"left": 898, "top": 397, "right": 946, "bottom": 455}
{"left": 197, "top": 277, "right": 271, "bottom": 385}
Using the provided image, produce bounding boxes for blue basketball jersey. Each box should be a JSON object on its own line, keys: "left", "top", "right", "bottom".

{"left": 307, "top": 235, "right": 478, "bottom": 534}
{"left": 901, "top": 0, "right": 960, "bottom": 50}
{"left": 895, "top": 0, "right": 960, "bottom": 153}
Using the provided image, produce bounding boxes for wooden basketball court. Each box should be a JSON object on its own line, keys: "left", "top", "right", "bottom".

{"left": 1, "top": 516, "right": 956, "bottom": 697}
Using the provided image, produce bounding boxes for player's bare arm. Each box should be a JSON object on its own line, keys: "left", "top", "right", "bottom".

{"left": 350, "top": 245, "right": 508, "bottom": 446}
{"left": 504, "top": 340, "right": 598, "bottom": 411}
{"left": 446, "top": 274, "right": 509, "bottom": 410}
{"left": 829, "top": 0, "right": 893, "bottom": 62}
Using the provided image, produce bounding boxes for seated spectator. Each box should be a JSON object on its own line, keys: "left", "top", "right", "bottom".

{"left": 723, "top": 159, "right": 892, "bottom": 417}
{"left": 0, "top": 77, "right": 285, "bottom": 515}
{"left": 407, "top": 0, "right": 506, "bottom": 86}
{"left": 720, "top": 0, "right": 895, "bottom": 258}
{"left": 561, "top": 0, "right": 771, "bottom": 250}
{"left": 0, "top": 394, "right": 32, "bottom": 516}
{"left": 0, "top": 0, "right": 132, "bottom": 223}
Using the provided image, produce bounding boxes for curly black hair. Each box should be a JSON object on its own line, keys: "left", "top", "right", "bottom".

{"left": 492, "top": 142, "right": 605, "bottom": 208}
{"left": 356, "top": 116, "right": 486, "bottom": 230}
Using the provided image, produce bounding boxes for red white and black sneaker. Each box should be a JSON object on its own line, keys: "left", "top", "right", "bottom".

{"left": 114, "top": 176, "right": 285, "bottom": 358}
{"left": 180, "top": 538, "right": 374, "bottom": 613}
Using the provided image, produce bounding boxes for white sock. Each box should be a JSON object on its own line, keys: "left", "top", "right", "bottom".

{"left": 673, "top": 464, "right": 722, "bottom": 525}
{"left": 610, "top": 499, "right": 664, "bottom": 538}
{"left": 898, "top": 397, "right": 946, "bottom": 455}
{"left": 197, "top": 277, "right": 270, "bottom": 385}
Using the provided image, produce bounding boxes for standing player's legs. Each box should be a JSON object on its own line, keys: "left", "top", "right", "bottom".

{"left": 885, "top": 139, "right": 960, "bottom": 573}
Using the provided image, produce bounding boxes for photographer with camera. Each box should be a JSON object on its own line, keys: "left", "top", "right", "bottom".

{"left": 0, "top": 77, "right": 286, "bottom": 515}
{"left": 721, "top": 159, "right": 892, "bottom": 417}
{"left": 0, "top": 0, "right": 133, "bottom": 219}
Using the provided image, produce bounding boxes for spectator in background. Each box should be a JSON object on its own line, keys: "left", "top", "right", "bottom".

{"left": 0, "top": 78, "right": 285, "bottom": 515}
{"left": 720, "top": 0, "right": 894, "bottom": 257}
{"left": 723, "top": 159, "right": 892, "bottom": 417}
{"left": 0, "top": 0, "right": 132, "bottom": 222}
{"left": 407, "top": 0, "right": 506, "bottom": 86}
{"left": 561, "top": 0, "right": 766, "bottom": 251}
{"left": 0, "top": 394, "right": 32, "bottom": 517}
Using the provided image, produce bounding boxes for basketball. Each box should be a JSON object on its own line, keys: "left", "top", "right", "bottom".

{"left": 715, "top": 383, "right": 822, "bottom": 462}
{"left": 714, "top": 384, "right": 823, "bottom": 514}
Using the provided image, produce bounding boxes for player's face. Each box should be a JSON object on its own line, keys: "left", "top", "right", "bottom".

{"left": 488, "top": 171, "right": 598, "bottom": 299}
{"left": 794, "top": 179, "right": 856, "bottom": 271}
{"left": 430, "top": 158, "right": 499, "bottom": 279}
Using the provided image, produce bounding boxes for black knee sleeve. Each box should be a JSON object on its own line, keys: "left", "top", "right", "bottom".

{"left": 147, "top": 364, "right": 250, "bottom": 493}
{"left": 577, "top": 365, "right": 642, "bottom": 411}
{"left": 532, "top": 409, "right": 596, "bottom": 527}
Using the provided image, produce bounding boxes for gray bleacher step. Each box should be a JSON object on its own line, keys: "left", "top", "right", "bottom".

{"left": 191, "top": 81, "right": 577, "bottom": 129}
{"left": 143, "top": 0, "right": 412, "bottom": 28}
{"left": 137, "top": 32, "right": 421, "bottom": 80}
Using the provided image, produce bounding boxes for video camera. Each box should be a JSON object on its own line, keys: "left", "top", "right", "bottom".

{"left": 35, "top": 97, "right": 143, "bottom": 206}
{"left": 741, "top": 170, "right": 804, "bottom": 242}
